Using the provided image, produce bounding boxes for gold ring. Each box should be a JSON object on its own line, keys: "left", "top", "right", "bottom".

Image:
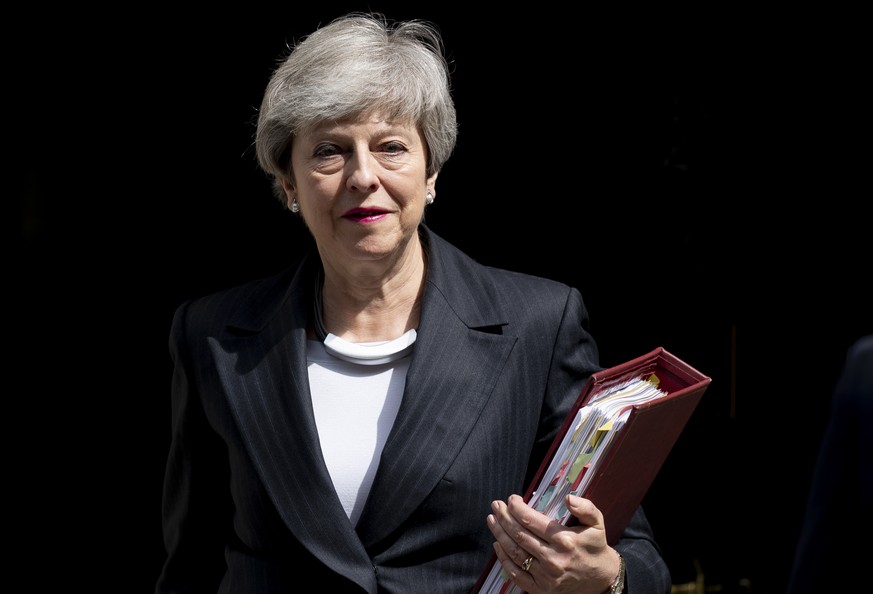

{"left": 521, "top": 555, "right": 534, "bottom": 572}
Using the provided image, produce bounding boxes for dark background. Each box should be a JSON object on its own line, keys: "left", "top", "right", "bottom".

{"left": 13, "top": 5, "right": 870, "bottom": 593}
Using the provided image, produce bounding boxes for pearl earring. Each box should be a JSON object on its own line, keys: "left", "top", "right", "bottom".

{"left": 290, "top": 199, "right": 300, "bottom": 213}
{"left": 425, "top": 192, "right": 434, "bottom": 205}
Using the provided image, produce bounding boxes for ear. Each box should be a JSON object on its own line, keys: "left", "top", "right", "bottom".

{"left": 280, "top": 178, "right": 296, "bottom": 209}
{"left": 426, "top": 171, "right": 439, "bottom": 197}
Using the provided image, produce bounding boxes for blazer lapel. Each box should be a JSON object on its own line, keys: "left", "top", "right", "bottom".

{"left": 355, "top": 228, "right": 516, "bottom": 546}
{"left": 210, "top": 258, "right": 378, "bottom": 592}
{"left": 355, "top": 294, "right": 516, "bottom": 546}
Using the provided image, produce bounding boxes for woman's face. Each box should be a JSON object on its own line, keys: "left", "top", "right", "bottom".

{"left": 286, "top": 114, "right": 437, "bottom": 268}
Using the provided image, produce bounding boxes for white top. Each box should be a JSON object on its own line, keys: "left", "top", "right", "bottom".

{"left": 306, "top": 332, "right": 414, "bottom": 525}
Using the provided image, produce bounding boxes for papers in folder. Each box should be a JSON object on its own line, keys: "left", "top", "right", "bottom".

{"left": 528, "top": 374, "right": 664, "bottom": 524}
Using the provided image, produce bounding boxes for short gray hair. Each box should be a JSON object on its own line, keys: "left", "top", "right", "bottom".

{"left": 255, "top": 13, "right": 458, "bottom": 206}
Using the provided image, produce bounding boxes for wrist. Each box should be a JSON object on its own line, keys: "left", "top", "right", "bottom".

{"left": 604, "top": 552, "right": 625, "bottom": 594}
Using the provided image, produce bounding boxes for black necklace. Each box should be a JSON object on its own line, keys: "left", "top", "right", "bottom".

{"left": 313, "top": 268, "right": 329, "bottom": 341}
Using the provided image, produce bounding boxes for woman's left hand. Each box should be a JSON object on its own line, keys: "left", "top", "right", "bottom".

{"left": 487, "top": 493, "right": 621, "bottom": 594}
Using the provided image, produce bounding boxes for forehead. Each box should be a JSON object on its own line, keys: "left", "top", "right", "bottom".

{"left": 303, "top": 112, "right": 419, "bottom": 137}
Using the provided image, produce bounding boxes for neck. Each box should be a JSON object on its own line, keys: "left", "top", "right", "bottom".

{"left": 316, "top": 243, "right": 427, "bottom": 343}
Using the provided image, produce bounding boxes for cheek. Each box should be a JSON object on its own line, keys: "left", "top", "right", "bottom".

{"left": 297, "top": 176, "right": 340, "bottom": 207}
{"left": 310, "top": 171, "right": 345, "bottom": 191}
{"left": 401, "top": 195, "right": 427, "bottom": 224}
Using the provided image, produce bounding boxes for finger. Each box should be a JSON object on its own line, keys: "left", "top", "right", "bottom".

{"left": 562, "top": 494, "right": 612, "bottom": 554}
{"left": 488, "top": 500, "right": 536, "bottom": 566}
{"left": 565, "top": 494, "right": 604, "bottom": 529}
{"left": 505, "top": 494, "right": 566, "bottom": 543}
{"left": 490, "top": 539, "right": 540, "bottom": 591}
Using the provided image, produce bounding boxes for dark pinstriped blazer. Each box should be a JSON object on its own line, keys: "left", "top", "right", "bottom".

{"left": 156, "top": 225, "right": 672, "bottom": 594}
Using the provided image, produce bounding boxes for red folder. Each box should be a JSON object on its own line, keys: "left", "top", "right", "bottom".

{"left": 472, "top": 346, "right": 711, "bottom": 594}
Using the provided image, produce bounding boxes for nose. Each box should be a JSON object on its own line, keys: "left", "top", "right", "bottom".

{"left": 345, "top": 151, "right": 381, "bottom": 193}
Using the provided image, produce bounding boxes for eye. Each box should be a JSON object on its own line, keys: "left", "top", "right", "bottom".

{"left": 313, "top": 143, "right": 342, "bottom": 158}
{"left": 381, "top": 141, "right": 407, "bottom": 155}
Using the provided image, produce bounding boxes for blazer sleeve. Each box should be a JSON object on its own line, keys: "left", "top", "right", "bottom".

{"left": 156, "top": 301, "right": 232, "bottom": 593}
{"left": 617, "top": 507, "right": 673, "bottom": 593}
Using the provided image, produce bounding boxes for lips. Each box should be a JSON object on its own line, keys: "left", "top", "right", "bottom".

{"left": 342, "top": 207, "right": 389, "bottom": 222}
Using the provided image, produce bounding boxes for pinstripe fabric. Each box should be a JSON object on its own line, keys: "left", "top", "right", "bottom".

{"left": 156, "top": 226, "right": 671, "bottom": 593}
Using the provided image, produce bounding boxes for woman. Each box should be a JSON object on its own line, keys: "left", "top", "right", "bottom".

{"left": 156, "top": 12, "right": 672, "bottom": 594}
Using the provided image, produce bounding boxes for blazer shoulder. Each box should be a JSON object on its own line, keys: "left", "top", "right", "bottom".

{"left": 172, "top": 255, "right": 315, "bottom": 335}
{"left": 422, "top": 226, "right": 582, "bottom": 326}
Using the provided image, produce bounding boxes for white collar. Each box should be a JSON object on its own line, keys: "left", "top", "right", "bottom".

{"left": 322, "top": 329, "right": 417, "bottom": 365}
